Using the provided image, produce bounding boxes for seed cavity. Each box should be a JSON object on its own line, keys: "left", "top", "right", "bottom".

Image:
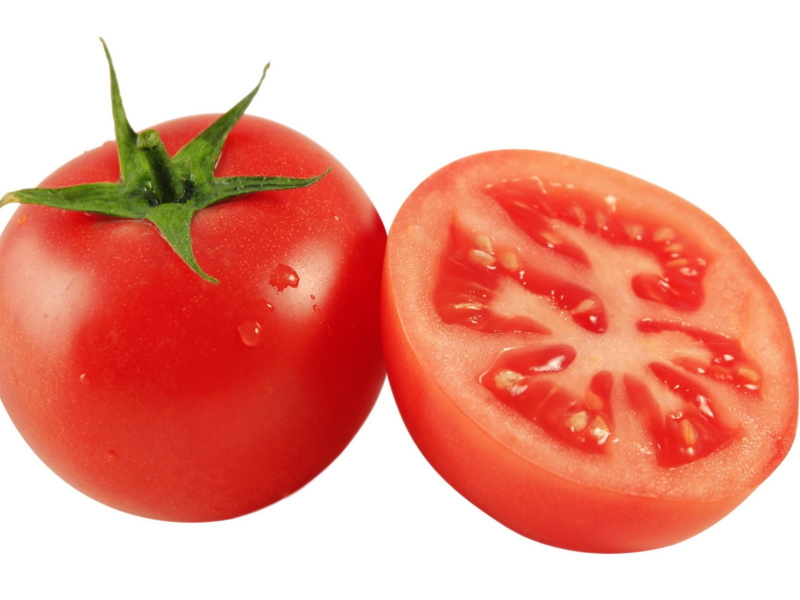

{"left": 481, "top": 347, "right": 616, "bottom": 454}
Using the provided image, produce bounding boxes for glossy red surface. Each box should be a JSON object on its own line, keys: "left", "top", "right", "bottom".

{"left": 0, "top": 115, "right": 386, "bottom": 521}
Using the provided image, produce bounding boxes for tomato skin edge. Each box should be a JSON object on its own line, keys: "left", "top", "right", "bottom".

{"left": 381, "top": 238, "right": 756, "bottom": 554}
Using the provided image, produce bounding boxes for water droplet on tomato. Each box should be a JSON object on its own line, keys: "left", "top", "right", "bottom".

{"left": 17, "top": 215, "right": 27, "bottom": 226}
{"left": 269, "top": 264, "right": 300, "bottom": 292}
{"left": 79, "top": 373, "right": 91, "bottom": 386}
{"left": 238, "top": 320, "right": 263, "bottom": 347}
{"left": 106, "top": 450, "right": 118, "bottom": 463}
{"left": 313, "top": 305, "right": 321, "bottom": 314}
{"left": 255, "top": 298, "right": 274, "bottom": 312}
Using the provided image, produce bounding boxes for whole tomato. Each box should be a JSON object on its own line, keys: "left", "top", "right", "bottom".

{"left": 0, "top": 44, "right": 385, "bottom": 521}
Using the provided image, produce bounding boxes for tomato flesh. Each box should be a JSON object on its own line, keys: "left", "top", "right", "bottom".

{"left": 382, "top": 150, "right": 797, "bottom": 552}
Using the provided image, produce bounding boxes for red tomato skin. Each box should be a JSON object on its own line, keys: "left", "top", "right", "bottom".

{"left": 381, "top": 150, "right": 797, "bottom": 553}
{"left": 0, "top": 115, "right": 386, "bottom": 521}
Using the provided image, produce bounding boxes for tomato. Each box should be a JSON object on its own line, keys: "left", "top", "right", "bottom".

{"left": 382, "top": 150, "right": 797, "bottom": 552}
{"left": 0, "top": 55, "right": 385, "bottom": 521}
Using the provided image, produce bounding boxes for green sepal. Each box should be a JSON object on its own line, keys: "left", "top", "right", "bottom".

{"left": 0, "top": 40, "right": 328, "bottom": 284}
{"left": 101, "top": 39, "right": 143, "bottom": 185}
{"left": 172, "top": 63, "right": 270, "bottom": 182}
{"left": 202, "top": 171, "right": 330, "bottom": 210}
{"left": 145, "top": 204, "right": 211, "bottom": 282}
{"left": 0, "top": 184, "right": 148, "bottom": 220}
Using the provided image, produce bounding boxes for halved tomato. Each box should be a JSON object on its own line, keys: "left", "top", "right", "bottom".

{"left": 382, "top": 150, "right": 798, "bottom": 553}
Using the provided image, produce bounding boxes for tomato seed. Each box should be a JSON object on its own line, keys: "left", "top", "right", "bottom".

{"left": 499, "top": 252, "right": 519, "bottom": 272}
{"left": 680, "top": 419, "right": 699, "bottom": 447}
{"left": 474, "top": 234, "right": 493, "bottom": 253}
{"left": 468, "top": 249, "right": 497, "bottom": 268}
{"left": 566, "top": 411, "right": 589, "bottom": 432}
{"left": 652, "top": 227, "right": 676, "bottom": 243}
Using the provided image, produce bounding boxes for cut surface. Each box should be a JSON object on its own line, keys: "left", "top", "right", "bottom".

{"left": 386, "top": 151, "right": 797, "bottom": 502}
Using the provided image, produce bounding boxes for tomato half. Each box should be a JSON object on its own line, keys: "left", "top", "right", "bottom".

{"left": 382, "top": 150, "right": 797, "bottom": 552}
{"left": 0, "top": 114, "right": 386, "bottom": 521}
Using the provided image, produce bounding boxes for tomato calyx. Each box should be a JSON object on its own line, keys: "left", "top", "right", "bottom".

{"left": 0, "top": 40, "right": 328, "bottom": 284}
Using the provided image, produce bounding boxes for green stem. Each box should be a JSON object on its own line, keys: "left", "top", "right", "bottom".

{"left": 137, "top": 130, "right": 185, "bottom": 205}
{"left": 1, "top": 41, "right": 329, "bottom": 284}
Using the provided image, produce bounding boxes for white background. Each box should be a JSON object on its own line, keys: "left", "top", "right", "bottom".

{"left": 1, "top": 1, "right": 798, "bottom": 598}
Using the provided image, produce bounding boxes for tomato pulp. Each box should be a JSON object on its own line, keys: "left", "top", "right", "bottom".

{"left": 382, "top": 150, "right": 797, "bottom": 552}
{"left": 0, "top": 115, "right": 386, "bottom": 521}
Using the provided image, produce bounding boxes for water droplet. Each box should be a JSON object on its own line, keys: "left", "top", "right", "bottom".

{"left": 17, "top": 215, "right": 27, "bottom": 226}
{"left": 79, "top": 373, "right": 91, "bottom": 386}
{"left": 269, "top": 264, "right": 300, "bottom": 292}
{"left": 255, "top": 298, "right": 274, "bottom": 312}
{"left": 333, "top": 214, "right": 340, "bottom": 222}
{"left": 313, "top": 305, "right": 321, "bottom": 314}
{"left": 106, "top": 450, "right": 118, "bottom": 463}
{"left": 238, "top": 320, "right": 263, "bottom": 347}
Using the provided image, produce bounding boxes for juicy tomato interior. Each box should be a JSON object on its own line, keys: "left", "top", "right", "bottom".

{"left": 383, "top": 150, "right": 797, "bottom": 549}
{"left": 439, "top": 182, "right": 760, "bottom": 468}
